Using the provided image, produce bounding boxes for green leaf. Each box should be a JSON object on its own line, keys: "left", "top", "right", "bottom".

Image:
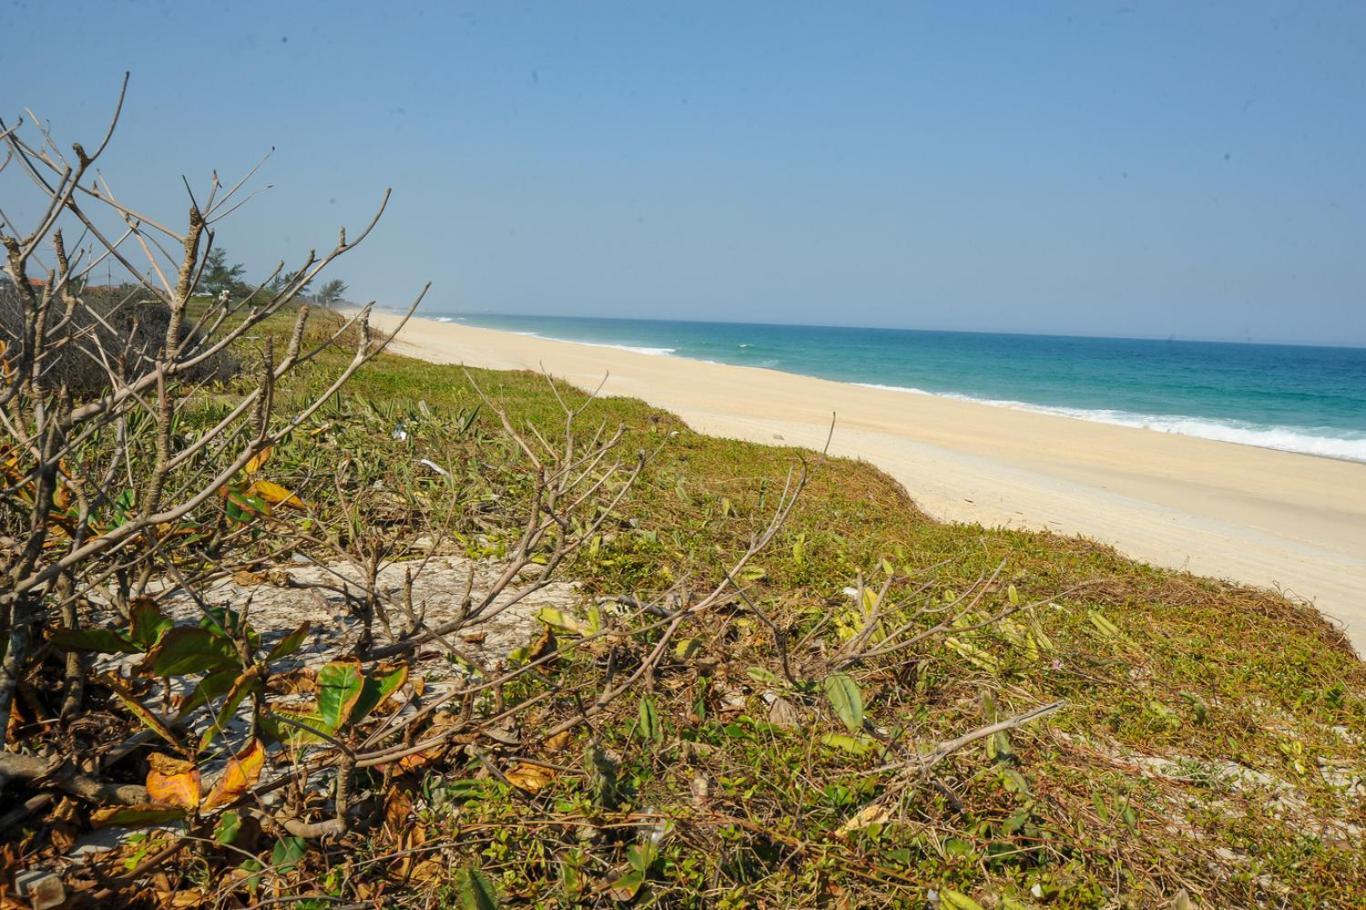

{"left": 626, "top": 842, "right": 658, "bottom": 874}
{"left": 129, "top": 599, "right": 173, "bottom": 649}
{"left": 672, "top": 638, "right": 701, "bottom": 661}
{"left": 1088, "top": 610, "right": 1121, "bottom": 639}
{"left": 607, "top": 868, "right": 645, "bottom": 903}
{"left": 637, "top": 695, "right": 661, "bottom": 743}
{"left": 456, "top": 868, "right": 499, "bottom": 910}
{"left": 110, "top": 687, "right": 182, "bottom": 751}
{"left": 227, "top": 488, "right": 266, "bottom": 518}
{"left": 1000, "top": 768, "right": 1031, "bottom": 795}
{"left": 237, "top": 858, "right": 264, "bottom": 893}
{"left": 198, "top": 669, "right": 262, "bottom": 752}
{"left": 941, "top": 890, "right": 987, "bottom": 910}
{"left": 317, "top": 660, "right": 366, "bottom": 731}
{"left": 943, "top": 636, "right": 1000, "bottom": 674}
{"left": 48, "top": 627, "right": 139, "bottom": 654}
{"left": 263, "top": 708, "right": 332, "bottom": 746}
{"left": 350, "top": 664, "right": 408, "bottom": 725}
{"left": 823, "top": 673, "right": 864, "bottom": 733}
{"left": 745, "top": 666, "right": 782, "bottom": 686}
{"left": 198, "top": 607, "right": 260, "bottom": 651}
{"left": 264, "top": 622, "right": 311, "bottom": 662}
{"left": 140, "top": 627, "right": 239, "bottom": 677}
{"left": 820, "top": 733, "right": 876, "bottom": 755}
{"left": 214, "top": 810, "right": 243, "bottom": 845}
{"left": 270, "top": 836, "right": 307, "bottom": 873}
{"left": 176, "top": 667, "right": 240, "bottom": 721}
{"left": 986, "top": 729, "right": 1013, "bottom": 762}
{"left": 1000, "top": 808, "right": 1031, "bottom": 834}
{"left": 535, "top": 607, "right": 588, "bottom": 635}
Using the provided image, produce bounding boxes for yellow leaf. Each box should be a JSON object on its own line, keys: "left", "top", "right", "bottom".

{"left": 941, "top": 891, "right": 987, "bottom": 910}
{"left": 505, "top": 761, "right": 556, "bottom": 793}
{"left": 146, "top": 753, "right": 201, "bottom": 809}
{"left": 245, "top": 445, "right": 273, "bottom": 475}
{"left": 201, "top": 739, "right": 266, "bottom": 810}
{"left": 535, "top": 607, "right": 588, "bottom": 634}
{"left": 247, "top": 480, "right": 308, "bottom": 510}
{"left": 835, "top": 803, "right": 890, "bottom": 837}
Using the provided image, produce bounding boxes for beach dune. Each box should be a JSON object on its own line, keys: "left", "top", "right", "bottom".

{"left": 368, "top": 311, "right": 1366, "bottom": 656}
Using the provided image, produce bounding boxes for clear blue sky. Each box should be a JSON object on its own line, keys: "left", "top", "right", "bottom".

{"left": 4, "top": 1, "right": 1364, "bottom": 345}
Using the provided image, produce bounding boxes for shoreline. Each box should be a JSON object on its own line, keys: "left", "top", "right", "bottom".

{"left": 434, "top": 317, "right": 1366, "bottom": 465}
{"left": 365, "top": 309, "right": 1366, "bottom": 656}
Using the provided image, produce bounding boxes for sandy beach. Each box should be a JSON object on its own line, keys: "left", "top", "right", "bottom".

{"left": 367, "top": 311, "right": 1366, "bottom": 655}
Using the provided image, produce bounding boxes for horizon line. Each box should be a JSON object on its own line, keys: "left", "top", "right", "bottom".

{"left": 415, "top": 308, "right": 1366, "bottom": 353}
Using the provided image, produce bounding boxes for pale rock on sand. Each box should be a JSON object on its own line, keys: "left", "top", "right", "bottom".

{"left": 365, "top": 310, "right": 1366, "bottom": 656}
{"left": 97, "top": 554, "right": 577, "bottom": 690}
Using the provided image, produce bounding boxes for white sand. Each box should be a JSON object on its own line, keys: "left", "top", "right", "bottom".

{"left": 366, "top": 311, "right": 1366, "bottom": 656}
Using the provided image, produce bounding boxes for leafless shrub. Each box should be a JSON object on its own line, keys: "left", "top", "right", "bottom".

{"left": 0, "top": 74, "right": 424, "bottom": 747}
{"left": 0, "top": 283, "right": 239, "bottom": 398}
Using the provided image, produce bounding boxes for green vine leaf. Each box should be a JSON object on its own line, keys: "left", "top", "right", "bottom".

{"left": 823, "top": 673, "right": 864, "bottom": 733}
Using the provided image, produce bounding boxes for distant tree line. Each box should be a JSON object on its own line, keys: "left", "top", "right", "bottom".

{"left": 200, "top": 247, "right": 348, "bottom": 306}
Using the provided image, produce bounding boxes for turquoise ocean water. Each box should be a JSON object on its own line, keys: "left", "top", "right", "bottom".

{"left": 433, "top": 313, "right": 1366, "bottom": 463}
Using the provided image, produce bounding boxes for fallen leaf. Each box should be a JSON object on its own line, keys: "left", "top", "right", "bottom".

{"left": 397, "top": 744, "right": 450, "bottom": 773}
{"left": 167, "top": 888, "right": 206, "bottom": 908}
{"left": 91, "top": 804, "right": 188, "bottom": 828}
{"left": 233, "top": 569, "right": 265, "bottom": 587}
{"left": 268, "top": 668, "right": 318, "bottom": 695}
{"left": 766, "top": 694, "right": 803, "bottom": 729}
{"left": 245, "top": 446, "right": 272, "bottom": 475}
{"left": 247, "top": 479, "right": 309, "bottom": 510}
{"left": 146, "top": 753, "right": 201, "bottom": 809}
{"left": 408, "top": 857, "right": 445, "bottom": 884}
{"left": 383, "top": 789, "right": 414, "bottom": 833}
{"left": 505, "top": 762, "right": 556, "bottom": 793}
{"left": 395, "top": 821, "right": 427, "bottom": 879}
{"left": 835, "top": 803, "right": 890, "bottom": 837}
{"left": 689, "top": 773, "right": 711, "bottom": 808}
{"left": 526, "top": 626, "right": 558, "bottom": 664}
{"left": 201, "top": 739, "right": 266, "bottom": 810}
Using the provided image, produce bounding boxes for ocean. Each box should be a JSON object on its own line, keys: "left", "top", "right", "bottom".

{"left": 433, "top": 313, "right": 1366, "bottom": 463}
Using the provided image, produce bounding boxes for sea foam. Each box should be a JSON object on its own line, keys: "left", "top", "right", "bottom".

{"left": 858, "top": 384, "right": 1366, "bottom": 462}
{"left": 505, "top": 330, "right": 675, "bottom": 356}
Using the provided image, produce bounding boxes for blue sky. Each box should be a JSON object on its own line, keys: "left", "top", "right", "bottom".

{"left": 3, "top": 1, "right": 1364, "bottom": 345}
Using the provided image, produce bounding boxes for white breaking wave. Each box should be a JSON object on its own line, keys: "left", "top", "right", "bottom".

{"left": 434, "top": 316, "right": 453, "bottom": 323}
{"left": 857, "top": 384, "right": 1366, "bottom": 462}
{"left": 580, "top": 341, "right": 677, "bottom": 356}
{"left": 502, "top": 330, "right": 675, "bottom": 356}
